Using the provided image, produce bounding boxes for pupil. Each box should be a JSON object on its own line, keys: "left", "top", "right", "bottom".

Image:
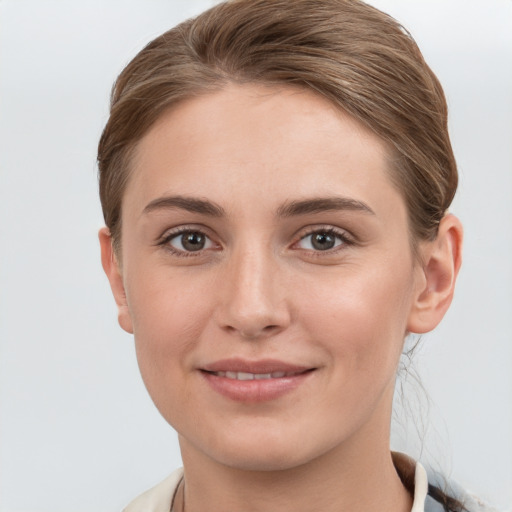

{"left": 182, "top": 232, "right": 205, "bottom": 251}
{"left": 312, "top": 232, "right": 335, "bottom": 250}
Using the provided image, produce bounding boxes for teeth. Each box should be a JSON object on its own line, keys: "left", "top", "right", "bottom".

{"left": 212, "top": 371, "right": 297, "bottom": 380}
{"left": 255, "top": 373, "right": 271, "bottom": 380}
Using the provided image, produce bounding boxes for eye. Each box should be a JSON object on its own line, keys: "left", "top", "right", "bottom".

{"left": 167, "top": 230, "right": 214, "bottom": 253}
{"left": 297, "top": 229, "right": 346, "bottom": 251}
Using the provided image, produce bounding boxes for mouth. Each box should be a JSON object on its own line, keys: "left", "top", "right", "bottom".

{"left": 200, "top": 359, "right": 316, "bottom": 403}
{"left": 204, "top": 369, "right": 309, "bottom": 380}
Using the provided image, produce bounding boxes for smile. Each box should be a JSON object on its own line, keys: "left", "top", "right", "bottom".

{"left": 200, "top": 360, "right": 316, "bottom": 403}
{"left": 208, "top": 370, "right": 302, "bottom": 380}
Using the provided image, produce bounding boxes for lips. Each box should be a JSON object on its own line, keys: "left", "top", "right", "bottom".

{"left": 201, "top": 358, "right": 311, "bottom": 375}
{"left": 209, "top": 370, "right": 298, "bottom": 380}
{"left": 200, "top": 359, "right": 315, "bottom": 403}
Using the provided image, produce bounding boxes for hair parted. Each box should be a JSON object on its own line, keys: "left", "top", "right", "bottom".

{"left": 98, "top": 0, "right": 458, "bottom": 252}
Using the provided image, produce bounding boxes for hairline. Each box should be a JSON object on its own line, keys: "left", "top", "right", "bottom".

{"left": 109, "top": 80, "right": 432, "bottom": 261}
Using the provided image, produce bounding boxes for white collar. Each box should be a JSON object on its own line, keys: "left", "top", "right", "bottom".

{"left": 411, "top": 461, "right": 429, "bottom": 512}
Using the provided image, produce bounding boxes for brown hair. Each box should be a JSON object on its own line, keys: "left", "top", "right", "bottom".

{"left": 97, "top": 0, "right": 457, "bottom": 252}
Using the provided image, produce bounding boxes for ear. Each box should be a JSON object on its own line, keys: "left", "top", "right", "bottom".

{"left": 407, "top": 214, "right": 463, "bottom": 334}
{"left": 99, "top": 227, "right": 134, "bottom": 334}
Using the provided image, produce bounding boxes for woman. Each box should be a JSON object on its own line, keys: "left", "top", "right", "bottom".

{"left": 97, "top": 1, "right": 478, "bottom": 510}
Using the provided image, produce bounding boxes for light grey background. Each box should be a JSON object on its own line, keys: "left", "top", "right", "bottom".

{"left": 0, "top": 1, "right": 511, "bottom": 511}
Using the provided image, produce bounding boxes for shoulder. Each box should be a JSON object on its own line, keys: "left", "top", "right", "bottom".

{"left": 122, "top": 468, "right": 183, "bottom": 512}
{"left": 393, "top": 452, "right": 497, "bottom": 512}
{"left": 426, "top": 469, "right": 498, "bottom": 512}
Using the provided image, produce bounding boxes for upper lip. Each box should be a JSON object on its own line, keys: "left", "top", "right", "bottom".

{"left": 201, "top": 358, "right": 313, "bottom": 374}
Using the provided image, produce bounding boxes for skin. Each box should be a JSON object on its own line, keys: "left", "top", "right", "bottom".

{"left": 100, "top": 84, "right": 462, "bottom": 512}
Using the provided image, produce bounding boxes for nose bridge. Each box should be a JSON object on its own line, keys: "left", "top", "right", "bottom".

{"left": 218, "top": 236, "right": 289, "bottom": 338}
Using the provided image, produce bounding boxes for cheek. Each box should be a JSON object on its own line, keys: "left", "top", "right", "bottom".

{"left": 128, "top": 262, "right": 210, "bottom": 336}
{"left": 126, "top": 269, "right": 211, "bottom": 395}
{"left": 297, "top": 262, "right": 413, "bottom": 372}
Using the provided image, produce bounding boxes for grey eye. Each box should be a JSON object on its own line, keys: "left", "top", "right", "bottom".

{"left": 298, "top": 231, "right": 343, "bottom": 251}
{"left": 169, "top": 231, "right": 213, "bottom": 252}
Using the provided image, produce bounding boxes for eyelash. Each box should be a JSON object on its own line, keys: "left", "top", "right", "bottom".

{"left": 157, "top": 226, "right": 218, "bottom": 258}
{"left": 293, "top": 226, "right": 354, "bottom": 256}
{"left": 156, "top": 225, "right": 354, "bottom": 258}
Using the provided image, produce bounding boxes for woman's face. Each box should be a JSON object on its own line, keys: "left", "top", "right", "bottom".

{"left": 109, "top": 84, "right": 427, "bottom": 471}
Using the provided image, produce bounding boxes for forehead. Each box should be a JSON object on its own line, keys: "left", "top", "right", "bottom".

{"left": 126, "top": 84, "right": 403, "bottom": 221}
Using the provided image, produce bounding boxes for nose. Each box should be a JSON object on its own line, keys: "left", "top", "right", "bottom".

{"left": 215, "top": 243, "right": 291, "bottom": 340}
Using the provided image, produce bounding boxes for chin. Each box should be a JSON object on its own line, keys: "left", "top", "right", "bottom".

{"left": 212, "top": 445, "right": 309, "bottom": 472}
{"left": 182, "top": 420, "right": 343, "bottom": 473}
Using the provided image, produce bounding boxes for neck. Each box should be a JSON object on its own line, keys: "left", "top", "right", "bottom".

{"left": 177, "top": 409, "right": 413, "bottom": 512}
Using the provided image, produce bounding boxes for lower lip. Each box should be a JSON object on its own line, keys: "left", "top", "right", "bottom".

{"left": 201, "top": 370, "right": 314, "bottom": 403}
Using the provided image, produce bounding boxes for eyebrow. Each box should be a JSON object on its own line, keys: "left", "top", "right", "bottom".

{"left": 142, "top": 195, "right": 225, "bottom": 217}
{"left": 276, "top": 197, "right": 375, "bottom": 217}
{"left": 142, "top": 194, "right": 375, "bottom": 218}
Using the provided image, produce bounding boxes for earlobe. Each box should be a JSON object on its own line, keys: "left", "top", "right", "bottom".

{"left": 98, "top": 227, "right": 134, "bottom": 334}
{"left": 407, "top": 214, "right": 463, "bottom": 334}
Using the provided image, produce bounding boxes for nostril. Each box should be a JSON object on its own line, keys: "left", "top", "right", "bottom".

{"left": 232, "top": 324, "right": 282, "bottom": 340}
